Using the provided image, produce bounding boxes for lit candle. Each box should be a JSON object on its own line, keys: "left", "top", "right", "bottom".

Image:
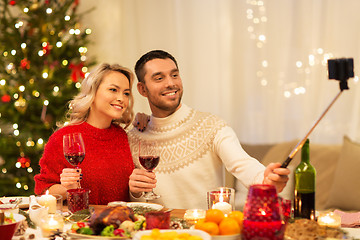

{"left": 184, "top": 209, "right": 206, "bottom": 224}
{"left": 212, "top": 201, "right": 232, "bottom": 215}
{"left": 317, "top": 212, "right": 341, "bottom": 228}
{"left": 37, "top": 190, "right": 57, "bottom": 214}
{"left": 40, "top": 213, "right": 64, "bottom": 237}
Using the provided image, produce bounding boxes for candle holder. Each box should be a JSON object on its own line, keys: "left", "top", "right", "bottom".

{"left": 317, "top": 212, "right": 341, "bottom": 228}
{"left": 242, "top": 184, "right": 285, "bottom": 240}
{"left": 207, "top": 187, "right": 235, "bottom": 216}
{"left": 145, "top": 211, "right": 170, "bottom": 229}
{"left": 184, "top": 209, "right": 206, "bottom": 225}
{"left": 39, "top": 213, "right": 64, "bottom": 237}
{"left": 36, "top": 191, "right": 62, "bottom": 214}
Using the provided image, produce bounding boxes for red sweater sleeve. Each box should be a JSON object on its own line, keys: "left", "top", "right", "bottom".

{"left": 34, "top": 131, "right": 69, "bottom": 194}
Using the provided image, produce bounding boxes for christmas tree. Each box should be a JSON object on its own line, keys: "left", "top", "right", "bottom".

{"left": 0, "top": 0, "right": 95, "bottom": 196}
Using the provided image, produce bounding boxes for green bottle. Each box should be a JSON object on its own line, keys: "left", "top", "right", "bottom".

{"left": 294, "top": 139, "right": 316, "bottom": 220}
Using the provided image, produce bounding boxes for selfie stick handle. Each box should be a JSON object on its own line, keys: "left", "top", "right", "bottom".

{"left": 280, "top": 90, "right": 343, "bottom": 168}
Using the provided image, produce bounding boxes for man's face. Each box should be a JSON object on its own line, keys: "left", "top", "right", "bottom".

{"left": 138, "top": 58, "right": 183, "bottom": 118}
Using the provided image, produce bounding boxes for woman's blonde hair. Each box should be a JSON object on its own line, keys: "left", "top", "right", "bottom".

{"left": 65, "top": 63, "right": 134, "bottom": 129}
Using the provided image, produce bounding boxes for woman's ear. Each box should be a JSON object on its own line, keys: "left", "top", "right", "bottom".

{"left": 137, "top": 82, "right": 148, "bottom": 97}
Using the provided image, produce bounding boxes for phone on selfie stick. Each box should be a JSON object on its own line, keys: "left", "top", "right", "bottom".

{"left": 281, "top": 58, "right": 354, "bottom": 168}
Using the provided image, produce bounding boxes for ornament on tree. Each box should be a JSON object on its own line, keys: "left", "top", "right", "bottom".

{"left": 1, "top": 94, "right": 11, "bottom": 103}
{"left": 42, "top": 42, "right": 52, "bottom": 55}
{"left": 14, "top": 96, "right": 27, "bottom": 113}
{"left": 17, "top": 156, "right": 31, "bottom": 168}
{"left": 9, "top": 0, "right": 16, "bottom": 6}
{"left": 69, "top": 62, "right": 85, "bottom": 82}
{"left": 20, "top": 58, "right": 30, "bottom": 70}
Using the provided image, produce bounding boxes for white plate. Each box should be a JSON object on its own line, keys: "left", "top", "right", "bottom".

{"left": 107, "top": 202, "right": 164, "bottom": 211}
{"left": 0, "top": 196, "right": 29, "bottom": 209}
{"left": 133, "top": 229, "right": 211, "bottom": 240}
{"left": 67, "top": 232, "right": 130, "bottom": 239}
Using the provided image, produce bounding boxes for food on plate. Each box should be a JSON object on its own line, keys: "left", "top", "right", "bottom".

{"left": 70, "top": 206, "right": 146, "bottom": 237}
{"left": 195, "top": 209, "right": 243, "bottom": 236}
{"left": 139, "top": 229, "right": 204, "bottom": 240}
{"left": 285, "top": 218, "right": 346, "bottom": 240}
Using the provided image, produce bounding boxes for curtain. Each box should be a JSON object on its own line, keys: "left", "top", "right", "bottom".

{"left": 80, "top": 0, "right": 360, "bottom": 144}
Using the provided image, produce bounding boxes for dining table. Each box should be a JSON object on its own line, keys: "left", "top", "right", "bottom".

{"left": 10, "top": 204, "right": 360, "bottom": 240}
{"left": 11, "top": 205, "right": 187, "bottom": 240}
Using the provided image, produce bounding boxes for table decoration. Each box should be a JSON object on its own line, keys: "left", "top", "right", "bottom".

{"left": 207, "top": 187, "right": 235, "bottom": 215}
{"left": 317, "top": 212, "right": 341, "bottom": 228}
{"left": 145, "top": 210, "right": 171, "bottom": 229}
{"left": 39, "top": 213, "right": 64, "bottom": 237}
{"left": 184, "top": 209, "right": 206, "bottom": 224}
{"left": 67, "top": 188, "right": 90, "bottom": 213}
{"left": 241, "top": 184, "right": 284, "bottom": 240}
{"left": 37, "top": 190, "right": 57, "bottom": 214}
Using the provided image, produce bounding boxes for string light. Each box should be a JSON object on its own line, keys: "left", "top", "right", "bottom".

{"left": 0, "top": 79, "right": 5, "bottom": 85}
{"left": 21, "top": 43, "right": 27, "bottom": 49}
{"left": 11, "top": 50, "right": 16, "bottom": 55}
{"left": 23, "top": 8, "right": 29, "bottom": 13}
{"left": 42, "top": 72, "right": 49, "bottom": 79}
{"left": 46, "top": 8, "right": 53, "bottom": 14}
{"left": 64, "top": 15, "right": 70, "bottom": 21}
{"left": 56, "top": 41, "right": 63, "bottom": 48}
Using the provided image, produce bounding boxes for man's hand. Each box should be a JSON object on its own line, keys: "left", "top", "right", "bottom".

{"left": 129, "top": 168, "right": 157, "bottom": 197}
{"left": 263, "top": 163, "right": 290, "bottom": 193}
{"left": 60, "top": 168, "right": 82, "bottom": 190}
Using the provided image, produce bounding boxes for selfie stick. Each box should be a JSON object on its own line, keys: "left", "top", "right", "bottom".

{"left": 281, "top": 58, "right": 354, "bottom": 168}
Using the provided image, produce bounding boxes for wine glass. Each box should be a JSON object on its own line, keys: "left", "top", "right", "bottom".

{"left": 139, "top": 140, "right": 160, "bottom": 200}
{"left": 63, "top": 133, "right": 85, "bottom": 188}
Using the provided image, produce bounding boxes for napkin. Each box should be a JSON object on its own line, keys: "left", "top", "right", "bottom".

{"left": 333, "top": 209, "right": 360, "bottom": 228}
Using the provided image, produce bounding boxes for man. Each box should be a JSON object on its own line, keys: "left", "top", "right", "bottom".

{"left": 128, "top": 50, "right": 289, "bottom": 209}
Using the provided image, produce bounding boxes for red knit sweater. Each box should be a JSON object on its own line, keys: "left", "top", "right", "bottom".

{"left": 34, "top": 122, "right": 134, "bottom": 205}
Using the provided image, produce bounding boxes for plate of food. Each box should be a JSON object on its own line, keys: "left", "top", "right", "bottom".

{"left": 0, "top": 196, "right": 29, "bottom": 209}
{"left": 68, "top": 205, "right": 146, "bottom": 239}
{"left": 285, "top": 218, "right": 349, "bottom": 240}
{"left": 107, "top": 202, "right": 164, "bottom": 215}
{"left": 133, "top": 229, "right": 211, "bottom": 240}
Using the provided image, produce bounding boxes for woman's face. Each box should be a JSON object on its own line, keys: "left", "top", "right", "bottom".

{"left": 87, "top": 71, "right": 130, "bottom": 128}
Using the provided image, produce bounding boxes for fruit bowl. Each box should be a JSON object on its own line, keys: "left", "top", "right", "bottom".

{"left": 0, "top": 213, "right": 26, "bottom": 240}
{"left": 212, "top": 234, "right": 241, "bottom": 240}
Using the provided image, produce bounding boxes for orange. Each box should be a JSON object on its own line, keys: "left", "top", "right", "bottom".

{"left": 219, "top": 217, "right": 241, "bottom": 235}
{"left": 199, "top": 221, "right": 220, "bottom": 235}
{"left": 228, "top": 210, "right": 244, "bottom": 227}
{"left": 205, "top": 209, "right": 225, "bottom": 224}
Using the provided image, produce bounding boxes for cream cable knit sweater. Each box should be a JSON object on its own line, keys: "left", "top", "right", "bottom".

{"left": 128, "top": 104, "right": 265, "bottom": 209}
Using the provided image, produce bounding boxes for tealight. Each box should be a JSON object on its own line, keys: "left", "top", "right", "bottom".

{"left": 184, "top": 209, "right": 206, "bottom": 224}
{"left": 317, "top": 212, "right": 341, "bottom": 228}
{"left": 40, "top": 213, "right": 64, "bottom": 237}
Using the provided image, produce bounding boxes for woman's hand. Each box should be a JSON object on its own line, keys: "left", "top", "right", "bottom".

{"left": 60, "top": 168, "right": 82, "bottom": 190}
{"left": 129, "top": 168, "right": 156, "bottom": 196}
{"left": 263, "top": 162, "right": 290, "bottom": 193}
{"left": 132, "top": 112, "right": 150, "bottom": 132}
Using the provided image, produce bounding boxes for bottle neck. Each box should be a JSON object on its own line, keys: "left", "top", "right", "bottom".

{"left": 301, "top": 139, "right": 310, "bottom": 163}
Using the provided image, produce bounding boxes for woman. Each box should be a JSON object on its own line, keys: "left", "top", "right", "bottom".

{"left": 34, "top": 63, "right": 135, "bottom": 205}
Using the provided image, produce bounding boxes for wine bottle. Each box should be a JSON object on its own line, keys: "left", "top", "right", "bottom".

{"left": 294, "top": 138, "right": 316, "bottom": 220}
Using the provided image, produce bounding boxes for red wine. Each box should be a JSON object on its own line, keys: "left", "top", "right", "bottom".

{"left": 139, "top": 156, "right": 160, "bottom": 171}
{"left": 65, "top": 153, "right": 85, "bottom": 166}
{"left": 294, "top": 191, "right": 315, "bottom": 219}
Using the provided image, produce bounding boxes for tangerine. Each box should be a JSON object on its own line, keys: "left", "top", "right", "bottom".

{"left": 219, "top": 217, "right": 241, "bottom": 235}
{"left": 195, "top": 221, "right": 219, "bottom": 235}
{"left": 205, "top": 209, "right": 225, "bottom": 224}
{"left": 228, "top": 210, "right": 244, "bottom": 227}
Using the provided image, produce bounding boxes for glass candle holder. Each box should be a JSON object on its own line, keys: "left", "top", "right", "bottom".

{"left": 242, "top": 184, "right": 285, "bottom": 240}
{"left": 207, "top": 187, "right": 235, "bottom": 215}
{"left": 184, "top": 209, "right": 206, "bottom": 225}
{"left": 40, "top": 213, "right": 64, "bottom": 237}
{"left": 317, "top": 212, "right": 341, "bottom": 228}
{"left": 67, "top": 188, "right": 90, "bottom": 213}
{"left": 145, "top": 211, "right": 170, "bottom": 229}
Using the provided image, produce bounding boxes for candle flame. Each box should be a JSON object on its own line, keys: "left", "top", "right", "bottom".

{"left": 45, "top": 190, "right": 49, "bottom": 195}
